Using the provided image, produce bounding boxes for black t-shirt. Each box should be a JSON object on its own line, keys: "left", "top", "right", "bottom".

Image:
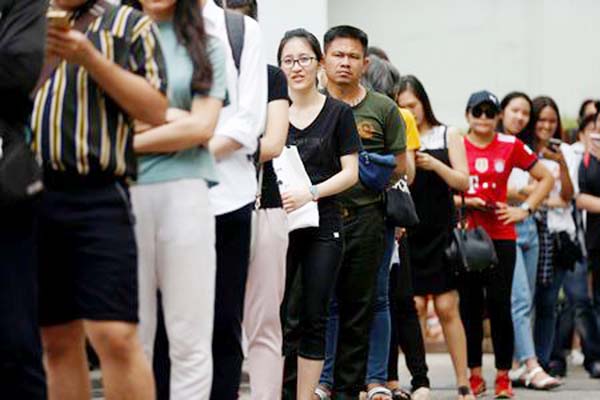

{"left": 288, "top": 96, "right": 362, "bottom": 225}
{"left": 579, "top": 154, "right": 600, "bottom": 252}
{"left": 0, "top": 0, "right": 46, "bottom": 124}
{"left": 260, "top": 65, "right": 290, "bottom": 209}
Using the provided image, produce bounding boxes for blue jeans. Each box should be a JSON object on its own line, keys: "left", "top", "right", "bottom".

{"left": 511, "top": 217, "right": 539, "bottom": 362}
{"left": 534, "top": 266, "right": 567, "bottom": 367}
{"left": 321, "top": 226, "right": 395, "bottom": 387}
{"left": 563, "top": 260, "right": 600, "bottom": 366}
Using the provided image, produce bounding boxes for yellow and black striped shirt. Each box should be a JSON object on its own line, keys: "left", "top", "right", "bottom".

{"left": 31, "top": 4, "right": 167, "bottom": 179}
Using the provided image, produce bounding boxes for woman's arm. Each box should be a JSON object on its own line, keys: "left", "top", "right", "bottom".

{"left": 134, "top": 96, "right": 222, "bottom": 153}
{"left": 281, "top": 153, "right": 359, "bottom": 213}
{"left": 540, "top": 147, "right": 574, "bottom": 202}
{"left": 577, "top": 193, "right": 600, "bottom": 213}
{"left": 405, "top": 150, "right": 416, "bottom": 185}
{"left": 259, "top": 99, "right": 289, "bottom": 163}
{"left": 418, "top": 128, "right": 469, "bottom": 191}
{"left": 496, "top": 162, "right": 554, "bottom": 224}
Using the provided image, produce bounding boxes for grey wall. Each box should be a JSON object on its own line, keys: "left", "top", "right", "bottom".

{"left": 259, "top": 0, "right": 328, "bottom": 64}
{"left": 328, "top": 0, "right": 599, "bottom": 128}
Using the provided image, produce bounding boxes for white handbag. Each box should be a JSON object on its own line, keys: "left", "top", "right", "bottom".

{"left": 272, "top": 145, "right": 320, "bottom": 232}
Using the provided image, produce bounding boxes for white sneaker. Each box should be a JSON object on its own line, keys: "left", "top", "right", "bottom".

{"left": 569, "top": 349, "right": 585, "bottom": 366}
{"left": 412, "top": 387, "right": 431, "bottom": 400}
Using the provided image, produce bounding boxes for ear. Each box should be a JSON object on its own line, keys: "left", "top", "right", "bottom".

{"left": 362, "top": 56, "right": 370, "bottom": 74}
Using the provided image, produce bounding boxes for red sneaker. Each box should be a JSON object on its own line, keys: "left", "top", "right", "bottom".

{"left": 495, "top": 372, "right": 514, "bottom": 399}
{"left": 469, "top": 374, "right": 486, "bottom": 397}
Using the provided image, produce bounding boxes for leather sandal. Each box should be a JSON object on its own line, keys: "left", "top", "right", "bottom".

{"left": 314, "top": 385, "right": 332, "bottom": 400}
{"left": 524, "top": 366, "right": 561, "bottom": 390}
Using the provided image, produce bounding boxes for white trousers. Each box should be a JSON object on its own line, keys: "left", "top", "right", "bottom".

{"left": 131, "top": 179, "right": 215, "bottom": 400}
{"left": 243, "top": 208, "right": 289, "bottom": 400}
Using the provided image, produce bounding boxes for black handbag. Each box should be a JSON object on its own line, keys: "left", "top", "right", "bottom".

{"left": 0, "top": 121, "right": 43, "bottom": 206}
{"left": 552, "top": 230, "right": 583, "bottom": 271}
{"left": 385, "top": 178, "right": 419, "bottom": 228}
{"left": 445, "top": 193, "right": 498, "bottom": 274}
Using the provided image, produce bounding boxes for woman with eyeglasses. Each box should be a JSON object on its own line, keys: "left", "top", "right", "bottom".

{"left": 396, "top": 75, "right": 472, "bottom": 400}
{"left": 498, "top": 92, "right": 561, "bottom": 390}
{"left": 458, "top": 91, "right": 553, "bottom": 399}
{"left": 276, "top": 29, "right": 361, "bottom": 400}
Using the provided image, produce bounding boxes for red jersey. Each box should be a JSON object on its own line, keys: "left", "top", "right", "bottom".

{"left": 464, "top": 133, "right": 537, "bottom": 240}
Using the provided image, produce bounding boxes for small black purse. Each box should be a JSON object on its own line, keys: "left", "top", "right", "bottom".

{"left": 0, "top": 121, "right": 43, "bottom": 207}
{"left": 385, "top": 178, "right": 419, "bottom": 228}
{"left": 445, "top": 193, "right": 498, "bottom": 274}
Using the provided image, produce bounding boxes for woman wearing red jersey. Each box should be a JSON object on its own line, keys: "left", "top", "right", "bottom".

{"left": 458, "top": 91, "right": 553, "bottom": 399}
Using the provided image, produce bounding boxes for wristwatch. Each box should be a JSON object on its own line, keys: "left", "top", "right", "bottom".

{"left": 309, "top": 185, "right": 319, "bottom": 201}
{"left": 520, "top": 202, "right": 533, "bottom": 215}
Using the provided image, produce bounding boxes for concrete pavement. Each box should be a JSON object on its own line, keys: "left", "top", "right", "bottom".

{"left": 91, "top": 354, "right": 600, "bottom": 399}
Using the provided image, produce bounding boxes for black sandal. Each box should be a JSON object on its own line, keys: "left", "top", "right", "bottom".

{"left": 458, "top": 386, "right": 472, "bottom": 399}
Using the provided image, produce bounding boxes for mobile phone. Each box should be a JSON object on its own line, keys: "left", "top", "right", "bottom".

{"left": 47, "top": 10, "right": 70, "bottom": 29}
{"left": 548, "top": 138, "right": 562, "bottom": 152}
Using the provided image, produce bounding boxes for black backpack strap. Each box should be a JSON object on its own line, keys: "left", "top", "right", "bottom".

{"left": 224, "top": 10, "right": 245, "bottom": 75}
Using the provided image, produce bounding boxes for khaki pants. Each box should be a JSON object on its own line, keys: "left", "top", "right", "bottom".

{"left": 244, "top": 208, "right": 288, "bottom": 399}
{"left": 131, "top": 179, "right": 216, "bottom": 399}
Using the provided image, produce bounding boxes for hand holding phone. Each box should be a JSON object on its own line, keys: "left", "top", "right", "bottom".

{"left": 548, "top": 138, "right": 562, "bottom": 153}
{"left": 47, "top": 9, "right": 70, "bottom": 30}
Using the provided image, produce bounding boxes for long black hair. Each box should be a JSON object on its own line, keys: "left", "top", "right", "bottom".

{"left": 124, "top": 0, "right": 213, "bottom": 93}
{"left": 397, "top": 75, "right": 442, "bottom": 127}
{"left": 277, "top": 28, "right": 323, "bottom": 64}
{"left": 497, "top": 91, "right": 533, "bottom": 137}
{"left": 530, "top": 96, "right": 564, "bottom": 149}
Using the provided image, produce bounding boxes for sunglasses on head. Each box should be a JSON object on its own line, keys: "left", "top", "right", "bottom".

{"left": 471, "top": 105, "right": 498, "bottom": 119}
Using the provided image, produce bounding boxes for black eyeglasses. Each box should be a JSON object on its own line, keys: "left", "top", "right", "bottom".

{"left": 281, "top": 56, "right": 317, "bottom": 69}
{"left": 471, "top": 106, "right": 498, "bottom": 119}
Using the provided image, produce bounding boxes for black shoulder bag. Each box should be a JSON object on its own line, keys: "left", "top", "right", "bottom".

{"left": 445, "top": 193, "right": 498, "bottom": 274}
{"left": 0, "top": 121, "right": 43, "bottom": 206}
{"left": 385, "top": 178, "right": 419, "bottom": 228}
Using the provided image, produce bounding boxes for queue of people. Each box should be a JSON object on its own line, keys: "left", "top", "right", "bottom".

{"left": 2, "top": 1, "right": 600, "bottom": 400}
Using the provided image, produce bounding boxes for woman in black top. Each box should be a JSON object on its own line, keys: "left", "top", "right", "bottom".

{"left": 397, "top": 76, "right": 473, "bottom": 400}
{"left": 277, "top": 29, "right": 361, "bottom": 400}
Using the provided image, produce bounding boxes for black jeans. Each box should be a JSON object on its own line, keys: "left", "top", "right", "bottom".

{"left": 282, "top": 225, "right": 344, "bottom": 359}
{"left": 458, "top": 240, "right": 516, "bottom": 370}
{"left": 332, "top": 204, "right": 385, "bottom": 398}
{"left": 0, "top": 202, "right": 46, "bottom": 399}
{"left": 387, "top": 237, "right": 430, "bottom": 390}
{"left": 281, "top": 221, "right": 344, "bottom": 399}
{"left": 210, "top": 203, "right": 253, "bottom": 400}
{"left": 552, "top": 253, "right": 600, "bottom": 372}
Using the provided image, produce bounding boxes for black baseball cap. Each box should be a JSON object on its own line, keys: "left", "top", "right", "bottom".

{"left": 466, "top": 90, "right": 500, "bottom": 112}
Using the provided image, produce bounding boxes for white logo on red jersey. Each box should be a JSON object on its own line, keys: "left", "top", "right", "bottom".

{"left": 475, "top": 158, "right": 489, "bottom": 173}
{"left": 494, "top": 159, "right": 505, "bottom": 173}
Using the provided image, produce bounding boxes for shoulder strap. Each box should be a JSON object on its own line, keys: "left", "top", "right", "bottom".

{"left": 224, "top": 10, "right": 245, "bottom": 75}
{"left": 31, "top": 0, "right": 113, "bottom": 97}
{"left": 442, "top": 125, "right": 448, "bottom": 149}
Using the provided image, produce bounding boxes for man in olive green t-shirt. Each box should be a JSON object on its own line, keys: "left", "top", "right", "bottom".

{"left": 320, "top": 25, "right": 407, "bottom": 399}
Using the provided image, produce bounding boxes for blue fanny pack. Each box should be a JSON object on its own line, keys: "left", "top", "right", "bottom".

{"left": 358, "top": 151, "right": 396, "bottom": 192}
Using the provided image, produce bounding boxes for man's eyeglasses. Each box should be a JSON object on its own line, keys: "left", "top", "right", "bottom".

{"left": 281, "top": 56, "right": 317, "bottom": 69}
{"left": 471, "top": 106, "right": 498, "bottom": 119}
